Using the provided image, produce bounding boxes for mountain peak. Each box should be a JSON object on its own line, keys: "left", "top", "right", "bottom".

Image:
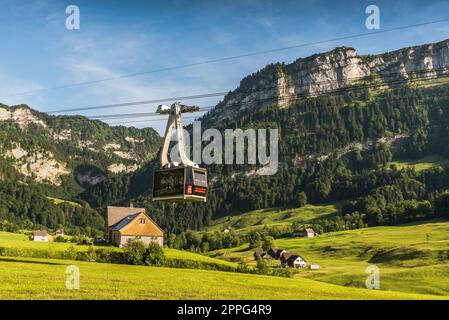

{"left": 205, "top": 38, "right": 449, "bottom": 122}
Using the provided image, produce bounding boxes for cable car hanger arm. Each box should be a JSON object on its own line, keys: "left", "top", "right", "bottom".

{"left": 159, "top": 102, "right": 198, "bottom": 168}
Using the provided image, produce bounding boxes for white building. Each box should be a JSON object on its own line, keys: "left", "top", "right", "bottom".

{"left": 31, "top": 230, "right": 53, "bottom": 242}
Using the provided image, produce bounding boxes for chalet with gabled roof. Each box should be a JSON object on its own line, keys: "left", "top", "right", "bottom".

{"left": 280, "top": 252, "right": 307, "bottom": 268}
{"left": 107, "top": 205, "right": 164, "bottom": 247}
{"left": 31, "top": 230, "right": 53, "bottom": 242}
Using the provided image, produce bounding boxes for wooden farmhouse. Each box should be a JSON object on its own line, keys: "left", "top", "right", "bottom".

{"left": 31, "top": 230, "right": 53, "bottom": 242}
{"left": 280, "top": 252, "right": 307, "bottom": 268}
{"left": 107, "top": 205, "right": 164, "bottom": 248}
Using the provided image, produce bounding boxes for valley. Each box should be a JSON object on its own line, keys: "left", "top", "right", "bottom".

{"left": 0, "top": 220, "right": 449, "bottom": 299}
{"left": 2, "top": 38, "right": 449, "bottom": 300}
{"left": 208, "top": 220, "right": 449, "bottom": 297}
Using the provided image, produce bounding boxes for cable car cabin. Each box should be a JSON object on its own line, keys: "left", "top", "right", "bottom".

{"left": 152, "top": 166, "right": 207, "bottom": 202}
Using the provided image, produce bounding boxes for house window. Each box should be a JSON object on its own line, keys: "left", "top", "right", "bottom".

{"left": 140, "top": 219, "right": 146, "bottom": 224}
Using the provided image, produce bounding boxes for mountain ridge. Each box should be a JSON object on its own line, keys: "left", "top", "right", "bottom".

{"left": 0, "top": 103, "right": 161, "bottom": 191}
{"left": 204, "top": 38, "right": 449, "bottom": 123}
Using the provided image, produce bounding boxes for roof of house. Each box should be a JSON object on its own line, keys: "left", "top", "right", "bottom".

{"left": 281, "top": 252, "right": 306, "bottom": 264}
{"left": 110, "top": 211, "right": 164, "bottom": 235}
{"left": 33, "top": 230, "right": 49, "bottom": 237}
{"left": 305, "top": 228, "right": 315, "bottom": 233}
{"left": 111, "top": 212, "right": 142, "bottom": 231}
{"left": 254, "top": 250, "right": 266, "bottom": 257}
{"left": 107, "top": 205, "right": 146, "bottom": 227}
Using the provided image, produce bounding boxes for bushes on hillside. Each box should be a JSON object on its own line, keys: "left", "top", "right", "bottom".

{"left": 122, "top": 240, "right": 167, "bottom": 266}
{"left": 143, "top": 242, "right": 166, "bottom": 266}
{"left": 123, "top": 240, "right": 147, "bottom": 265}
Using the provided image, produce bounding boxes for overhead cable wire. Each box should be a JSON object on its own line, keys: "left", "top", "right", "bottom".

{"left": 88, "top": 70, "right": 449, "bottom": 120}
{"left": 2, "top": 18, "right": 449, "bottom": 99}
{"left": 46, "top": 65, "right": 449, "bottom": 116}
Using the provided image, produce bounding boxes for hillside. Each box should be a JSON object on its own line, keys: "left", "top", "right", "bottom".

{"left": 0, "top": 231, "right": 236, "bottom": 268}
{"left": 0, "top": 256, "right": 444, "bottom": 299}
{"left": 83, "top": 39, "right": 449, "bottom": 236}
{"left": 0, "top": 104, "right": 161, "bottom": 235}
{"left": 204, "top": 38, "right": 449, "bottom": 123}
{"left": 209, "top": 221, "right": 449, "bottom": 296}
{"left": 4, "top": 39, "right": 449, "bottom": 237}
{"left": 0, "top": 104, "right": 161, "bottom": 191}
{"left": 207, "top": 203, "right": 340, "bottom": 234}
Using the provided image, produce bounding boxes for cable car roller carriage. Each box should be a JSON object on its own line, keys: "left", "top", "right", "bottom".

{"left": 152, "top": 102, "right": 208, "bottom": 202}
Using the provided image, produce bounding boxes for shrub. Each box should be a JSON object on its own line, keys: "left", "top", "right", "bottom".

{"left": 63, "top": 245, "right": 78, "bottom": 260}
{"left": 256, "top": 257, "right": 269, "bottom": 273}
{"left": 262, "top": 236, "right": 275, "bottom": 251}
{"left": 247, "top": 231, "right": 262, "bottom": 249}
{"left": 94, "top": 248, "right": 115, "bottom": 263}
{"left": 54, "top": 236, "right": 67, "bottom": 242}
{"left": 297, "top": 192, "right": 308, "bottom": 207}
{"left": 143, "top": 243, "right": 166, "bottom": 266}
{"left": 123, "top": 239, "right": 146, "bottom": 265}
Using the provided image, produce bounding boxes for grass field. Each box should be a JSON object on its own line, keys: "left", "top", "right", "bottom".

{"left": 207, "top": 203, "right": 340, "bottom": 234}
{"left": 2, "top": 222, "right": 449, "bottom": 299}
{"left": 47, "top": 197, "right": 81, "bottom": 207}
{"left": 209, "top": 221, "right": 449, "bottom": 297}
{"left": 388, "top": 155, "right": 448, "bottom": 172}
{"left": 0, "top": 256, "right": 443, "bottom": 300}
{"left": 0, "top": 231, "right": 237, "bottom": 268}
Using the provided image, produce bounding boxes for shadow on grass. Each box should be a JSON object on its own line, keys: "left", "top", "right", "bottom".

{"left": 0, "top": 257, "right": 68, "bottom": 266}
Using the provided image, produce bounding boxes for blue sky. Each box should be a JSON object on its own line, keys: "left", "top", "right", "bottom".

{"left": 1, "top": 0, "right": 449, "bottom": 134}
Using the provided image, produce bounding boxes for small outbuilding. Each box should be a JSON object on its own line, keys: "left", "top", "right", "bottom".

{"left": 31, "top": 230, "right": 53, "bottom": 242}
{"left": 297, "top": 227, "right": 317, "bottom": 238}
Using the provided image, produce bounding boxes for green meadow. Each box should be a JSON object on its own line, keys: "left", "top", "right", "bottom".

{"left": 0, "top": 231, "right": 236, "bottom": 268}
{"left": 209, "top": 221, "right": 449, "bottom": 297}
{"left": 388, "top": 155, "right": 448, "bottom": 172}
{"left": 2, "top": 221, "right": 449, "bottom": 299}
{"left": 0, "top": 256, "right": 442, "bottom": 300}
{"left": 207, "top": 203, "right": 340, "bottom": 234}
{"left": 46, "top": 197, "right": 81, "bottom": 207}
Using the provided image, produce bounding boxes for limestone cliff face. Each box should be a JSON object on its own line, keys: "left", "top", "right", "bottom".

{"left": 0, "top": 104, "right": 161, "bottom": 186}
{"left": 206, "top": 39, "right": 449, "bottom": 122}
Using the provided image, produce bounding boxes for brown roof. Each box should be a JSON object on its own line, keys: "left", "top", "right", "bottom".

{"left": 254, "top": 250, "right": 266, "bottom": 258}
{"left": 112, "top": 211, "right": 164, "bottom": 236}
{"left": 107, "top": 206, "right": 146, "bottom": 227}
{"left": 33, "top": 230, "right": 49, "bottom": 237}
{"left": 281, "top": 252, "right": 306, "bottom": 265}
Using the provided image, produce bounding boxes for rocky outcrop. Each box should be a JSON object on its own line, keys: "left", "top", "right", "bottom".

{"left": 3, "top": 145, "right": 70, "bottom": 185}
{"left": 0, "top": 105, "right": 47, "bottom": 128}
{"left": 0, "top": 104, "right": 161, "bottom": 186}
{"left": 206, "top": 39, "right": 449, "bottom": 122}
